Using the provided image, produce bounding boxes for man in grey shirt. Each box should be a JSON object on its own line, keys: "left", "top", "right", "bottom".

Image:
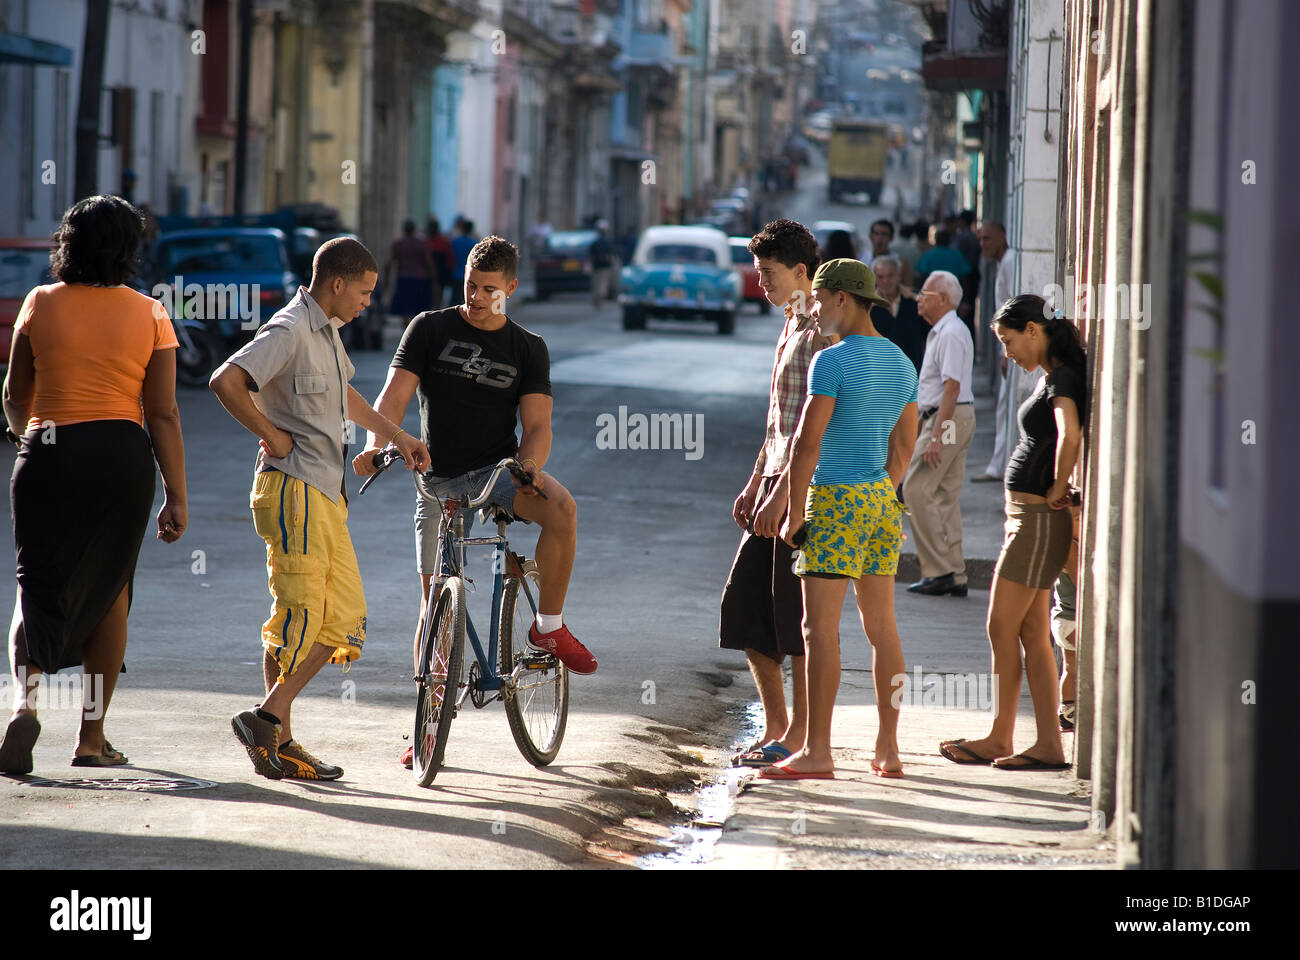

{"left": 211, "top": 237, "right": 429, "bottom": 780}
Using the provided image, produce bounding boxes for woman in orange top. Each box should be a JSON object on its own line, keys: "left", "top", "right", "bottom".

{"left": 0, "top": 195, "right": 188, "bottom": 773}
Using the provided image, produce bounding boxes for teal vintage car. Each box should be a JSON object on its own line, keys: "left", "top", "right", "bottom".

{"left": 618, "top": 225, "right": 742, "bottom": 334}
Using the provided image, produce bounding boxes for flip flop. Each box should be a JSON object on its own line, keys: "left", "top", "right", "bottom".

{"left": 993, "top": 753, "right": 1071, "bottom": 770}
{"left": 0, "top": 712, "right": 41, "bottom": 775}
{"left": 939, "top": 738, "right": 995, "bottom": 765}
{"left": 757, "top": 765, "right": 835, "bottom": 780}
{"left": 71, "top": 741, "right": 128, "bottom": 767}
{"left": 870, "top": 760, "right": 904, "bottom": 779}
{"left": 729, "top": 740, "right": 763, "bottom": 765}
{"left": 735, "top": 743, "right": 793, "bottom": 768}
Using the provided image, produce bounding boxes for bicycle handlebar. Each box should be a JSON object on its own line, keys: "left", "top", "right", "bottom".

{"left": 357, "top": 448, "right": 546, "bottom": 506}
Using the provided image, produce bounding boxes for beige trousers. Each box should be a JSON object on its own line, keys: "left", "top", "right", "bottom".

{"left": 902, "top": 404, "right": 975, "bottom": 582}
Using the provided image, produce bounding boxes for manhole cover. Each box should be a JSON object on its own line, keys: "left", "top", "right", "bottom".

{"left": 25, "top": 776, "right": 218, "bottom": 792}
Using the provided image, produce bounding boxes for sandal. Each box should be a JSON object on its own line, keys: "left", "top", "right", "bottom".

{"left": 993, "top": 752, "right": 1071, "bottom": 771}
{"left": 939, "top": 738, "right": 996, "bottom": 765}
{"left": 734, "top": 742, "right": 793, "bottom": 768}
{"left": 71, "top": 741, "right": 128, "bottom": 767}
{"left": 0, "top": 712, "right": 41, "bottom": 774}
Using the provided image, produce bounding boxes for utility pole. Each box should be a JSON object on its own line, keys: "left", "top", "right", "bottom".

{"left": 233, "top": 0, "right": 253, "bottom": 215}
{"left": 74, "top": 0, "right": 110, "bottom": 201}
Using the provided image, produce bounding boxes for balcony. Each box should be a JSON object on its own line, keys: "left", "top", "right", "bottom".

{"left": 623, "top": 26, "right": 674, "bottom": 67}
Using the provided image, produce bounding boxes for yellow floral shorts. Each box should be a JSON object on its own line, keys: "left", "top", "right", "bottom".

{"left": 795, "top": 478, "right": 904, "bottom": 579}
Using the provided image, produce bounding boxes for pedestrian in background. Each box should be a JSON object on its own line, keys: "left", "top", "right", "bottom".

{"left": 426, "top": 216, "right": 453, "bottom": 309}
{"left": 1051, "top": 502, "right": 1082, "bottom": 732}
{"left": 903, "top": 270, "right": 975, "bottom": 597}
{"left": 722, "top": 219, "right": 826, "bottom": 770}
{"left": 914, "top": 227, "right": 969, "bottom": 288}
{"left": 940, "top": 294, "right": 1087, "bottom": 770}
{"left": 386, "top": 220, "right": 436, "bottom": 328}
{"left": 0, "top": 195, "right": 188, "bottom": 774}
{"left": 869, "top": 255, "right": 926, "bottom": 374}
{"left": 868, "top": 219, "right": 894, "bottom": 261}
{"left": 821, "top": 229, "right": 858, "bottom": 263}
{"left": 890, "top": 222, "right": 919, "bottom": 288}
{"left": 449, "top": 219, "right": 478, "bottom": 306}
{"left": 974, "top": 220, "right": 1020, "bottom": 482}
{"left": 763, "top": 259, "right": 918, "bottom": 780}
{"left": 590, "top": 220, "right": 617, "bottom": 310}
{"left": 210, "top": 237, "right": 430, "bottom": 780}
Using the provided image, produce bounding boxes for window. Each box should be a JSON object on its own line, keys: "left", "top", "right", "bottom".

{"left": 647, "top": 244, "right": 717, "bottom": 265}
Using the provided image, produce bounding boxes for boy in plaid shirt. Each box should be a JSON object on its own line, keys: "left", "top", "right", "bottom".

{"left": 720, "top": 220, "right": 829, "bottom": 768}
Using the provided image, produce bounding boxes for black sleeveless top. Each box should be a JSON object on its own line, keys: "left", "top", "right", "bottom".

{"left": 1004, "top": 363, "right": 1088, "bottom": 496}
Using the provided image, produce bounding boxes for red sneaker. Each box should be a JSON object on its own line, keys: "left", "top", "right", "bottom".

{"left": 400, "top": 746, "right": 413, "bottom": 769}
{"left": 527, "top": 623, "right": 598, "bottom": 675}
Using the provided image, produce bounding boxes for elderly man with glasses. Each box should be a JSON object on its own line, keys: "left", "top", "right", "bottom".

{"left": 902, "top": 271, "right": 976, "bottom": 597}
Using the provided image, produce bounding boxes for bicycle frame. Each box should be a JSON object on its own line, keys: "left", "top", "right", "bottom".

{"left": 418, "top": 462, "right": 543, "bottom": 705}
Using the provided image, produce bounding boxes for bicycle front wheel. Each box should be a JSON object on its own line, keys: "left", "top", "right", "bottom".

{"left": 499, "top": 559, "right": 569, "bottom": 766}
{"left": 413, "top": 577, "right": 465, "bottom": 786}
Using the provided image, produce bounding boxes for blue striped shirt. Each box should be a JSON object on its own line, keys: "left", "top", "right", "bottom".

{"left": 807, "top": 334, "right": 918, "bottom": 485}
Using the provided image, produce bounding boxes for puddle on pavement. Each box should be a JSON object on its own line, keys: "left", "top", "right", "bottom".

{"left": 639, "top": 700, "right": 763, "bottom": 870}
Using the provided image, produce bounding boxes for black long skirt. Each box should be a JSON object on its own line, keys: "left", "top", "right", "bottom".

{"left": 10, "top": 419, "right": 155, "bottom": 672}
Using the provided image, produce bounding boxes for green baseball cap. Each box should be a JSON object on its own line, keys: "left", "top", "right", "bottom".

{"left": 812, "top": 258, "right": 891, "bottom": 309}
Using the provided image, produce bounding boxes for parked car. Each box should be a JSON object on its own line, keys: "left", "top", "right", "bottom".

{"left": 147, "top": 227, "right": 299, "bottom": 386}
{"left": 0, "top": 238, "right": 55, "bottom": 367}
{"left": 533, "top": 228, "right": 601, "bottom": 300}
{"left": 619, "top": 226, "right": 741, "bottom": 334}
{"left": 729, "top": 237, "right": 772, "bottom": 315}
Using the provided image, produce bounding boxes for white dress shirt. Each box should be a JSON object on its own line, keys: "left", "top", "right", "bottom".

{"left": 918, "top": 309, "right": 975, "bottom": 408}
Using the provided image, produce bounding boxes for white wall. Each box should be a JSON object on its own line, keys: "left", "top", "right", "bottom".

{"left": 451, "top": 19, "right": 499, "bottom": 235}
{"left": 0, "top": 0, "right": 198, "bottom": 235}
{"left": 1004, "top": 0, "right": 1062, "bottom": 302}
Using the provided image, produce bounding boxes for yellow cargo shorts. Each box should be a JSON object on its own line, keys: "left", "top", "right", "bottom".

{"left": 250, "top": 471, "right": 366, "bottom": 681}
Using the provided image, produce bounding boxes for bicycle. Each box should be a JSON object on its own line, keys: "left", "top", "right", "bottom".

{"left": 359, "top": 451, "right": 569, "bottom": 786}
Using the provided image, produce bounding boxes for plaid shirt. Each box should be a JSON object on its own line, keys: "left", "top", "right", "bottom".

{"left": 755, "top": 308, "right": 830, "bottom": 477}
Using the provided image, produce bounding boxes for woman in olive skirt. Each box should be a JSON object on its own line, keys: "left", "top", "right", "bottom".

{"left": 939, "top": 294, "right": 1088, "bottom": 771}
{"left": 0, "top": 195, "right": 188, "bottom": 773}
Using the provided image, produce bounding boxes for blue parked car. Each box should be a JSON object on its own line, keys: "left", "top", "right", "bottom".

{"left": 147, "top": 227, "right": 300, "bottom": 385}
{"left": 618, "top": 226, "right": 742, "bottom": 334}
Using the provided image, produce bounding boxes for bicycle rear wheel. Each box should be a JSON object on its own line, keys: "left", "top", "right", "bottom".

{"left": 413, "top": 577, "right": 465, "bottom": 786}
{"left": 499, "top": 559, "right": 568, "bottom": 766}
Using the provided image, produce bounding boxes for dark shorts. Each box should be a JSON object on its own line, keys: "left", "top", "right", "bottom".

{"left": 719, "top": 476, "right": 805, "bottom": 662}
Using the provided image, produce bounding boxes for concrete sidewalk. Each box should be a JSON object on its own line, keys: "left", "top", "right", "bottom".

{"left": 702, "top": 370, "right": 1112, "bottom": 869}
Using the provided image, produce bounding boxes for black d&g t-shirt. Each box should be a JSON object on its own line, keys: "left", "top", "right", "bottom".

{"left": 391, "top": 307, "right": 551, "bottom": 478}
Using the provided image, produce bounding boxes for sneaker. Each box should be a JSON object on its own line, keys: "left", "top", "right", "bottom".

{"left": 231, "top": 709, "right": 284, "bottom": 779}
{"left": 400, "top": 746, "right": 413, "bottom": 769}
{"left": 278, "top": 739, "right": 343, "bottom": 780}
{"left": 527, "top": 623, "right": 598, "bottom": 675}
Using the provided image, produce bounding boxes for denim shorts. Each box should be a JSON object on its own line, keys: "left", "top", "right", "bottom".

{"left": 413, "top": 465, "right": 520, "bottom": 575}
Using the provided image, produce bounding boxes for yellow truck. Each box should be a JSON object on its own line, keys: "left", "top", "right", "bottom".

{"left": 827, "top": 118, "right": 888, "bottom": 204}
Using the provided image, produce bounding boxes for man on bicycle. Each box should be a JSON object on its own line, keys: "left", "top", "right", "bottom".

{"left": 355, "top": 236, "right": 597, "bottom": 765}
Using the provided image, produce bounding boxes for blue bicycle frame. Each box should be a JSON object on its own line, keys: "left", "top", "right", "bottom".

{"left": 436, "top": 503, "right": 539, "bottom": 701}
